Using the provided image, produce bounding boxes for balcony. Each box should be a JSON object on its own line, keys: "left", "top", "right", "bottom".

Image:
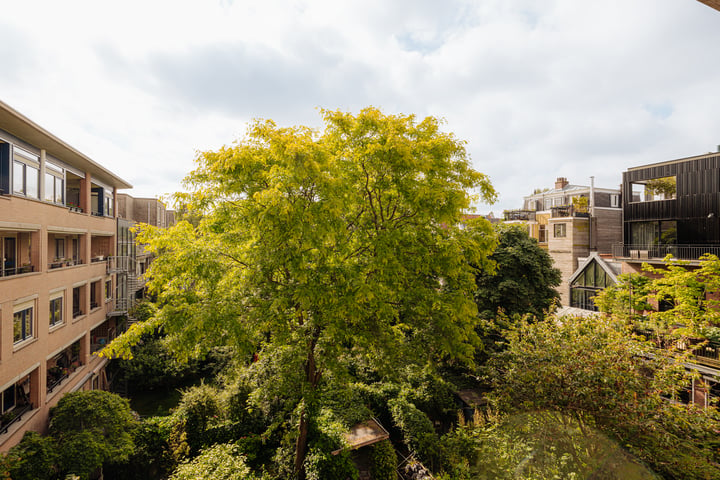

{"left": 46, "top": 341, "right": 83, "bottom": 395}
{"left": 504, "top": 209, "right": 536, "bottom": 221}
{"left": 612, "top": 244, "right": 720, "bottom": 262}
{"left": 48, "top": 258, "right": 84, "bottom": 270}
{"left": 636, "top": 329, "right": 720, "bottom": 370}
{"left": 550, "top": 205, "right": 589, "bottom": 218}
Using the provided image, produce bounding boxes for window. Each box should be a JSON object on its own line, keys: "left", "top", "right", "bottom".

{"left": 12, "top": 147, "right": 40, "bottom": 199}
{"left": 2, "top": 385, "right": 15, "bottom": 413}
{"left": 44, "top": 172, "right": 64, "bottom": 204}
{"left": 630, "top": 176, "right": 676, "bottom": 203}
{"left": 50, "top": 293, "right": 64, "bottom": 327}
{"left": 90, "top": 280, "right": 101, "bottom": 309}
{"left": 73, "top": 285, "right": 85, "bottom": 318}
{"left": 538, "top": 224, "right": 547, "bottom": 243}
{"left": 554, "top": 223, "right": 566, "bottom": 238}
{"left": 13, "top": 303, "right": 34, "bottom": 343}
{"left": 105, "top": 280, "right": 112, "bottom": 301}
{"left": 55, "top": 238, "right": 65, "bottom": 260}
{"left": 610, "top": 194, "right": 619, "bottom": 208}
{"left": 104, "top": 194, "right": 114, "bottom": 217}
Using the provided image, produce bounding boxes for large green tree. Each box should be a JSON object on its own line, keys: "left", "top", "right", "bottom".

{"left": 115, "top": 108, "right": 497, "bottom": 478}
{"left": 474, "top": 224, "right": 560, "bottom": 319}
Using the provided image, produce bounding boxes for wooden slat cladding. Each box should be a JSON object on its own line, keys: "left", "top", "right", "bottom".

{"left": 623, "top": 154, "right": 720, "bottom": 245}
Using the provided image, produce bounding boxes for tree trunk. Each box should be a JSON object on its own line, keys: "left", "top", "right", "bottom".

{"left": 294, "top": 334, "right": 322, "bottom": 480}
{"left": 295, "top": 405, "right": 310, "bottom": 480}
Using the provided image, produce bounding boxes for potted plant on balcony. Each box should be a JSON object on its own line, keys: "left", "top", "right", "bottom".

{"left": 0, "top": 410, "right": 16, "bottom": 427}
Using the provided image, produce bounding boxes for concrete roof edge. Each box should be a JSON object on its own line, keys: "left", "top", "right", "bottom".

{"left": 0, "top": 99, "right": 132, "bottom": 190}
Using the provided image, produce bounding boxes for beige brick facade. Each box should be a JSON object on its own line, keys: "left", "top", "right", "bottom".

{"left": 0, "top": 101, "right": 131, "bottom": 451}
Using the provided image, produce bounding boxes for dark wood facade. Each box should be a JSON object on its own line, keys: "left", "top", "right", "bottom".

{"left": 623, "top": 153, "right": 720, "bottom": 246}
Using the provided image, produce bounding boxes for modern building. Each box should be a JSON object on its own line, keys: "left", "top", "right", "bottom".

{"left": 504, "top": 177, "right": 622, "bottom": 305}
{"left": 698, "top": 0, "right": 720, "bottom": 12}
{"left": 0, "top": 101, "right": 131, "bottom": 450}
{"left": 613, "top": 149, "right": 720, "bottom": 271}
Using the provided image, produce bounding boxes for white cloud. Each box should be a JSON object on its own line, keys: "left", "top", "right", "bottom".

{"left": 0, "top": 0, "right": 718, "bottom": 213}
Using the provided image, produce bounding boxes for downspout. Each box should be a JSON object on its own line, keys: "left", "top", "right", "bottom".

{"left": 589, "top": 176, "right": 595, "bottom": 251}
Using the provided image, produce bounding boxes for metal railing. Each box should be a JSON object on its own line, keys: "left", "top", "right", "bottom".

{"left": 1, "top": 265, "right": 35, "bottom": 277}
{"left": 635, "top": 329, "right": 720, "bottom": 369}
{"left": 612, "top": 244, "right": 720, "bottom": 261}
{"left": 551, "top": 205, "right": 590, "bottom": 218}
{"left": 504, "top": 209, "right": 536, "bottom": 221}
{"left": 0, "top": 403, "right": 33, "bottom": 435}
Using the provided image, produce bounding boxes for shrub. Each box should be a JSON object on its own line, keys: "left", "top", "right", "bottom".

{"left": 170, "top": 443, "right": 256, "bottom": 480}
{"left": 371, "top": 439, "right": 397, "bottom": 480}
{"left": 389, "top": 397, "right": 440, "bottom": 469}
{"left": 5, "top": 431, "right": 57, "bottom": 480}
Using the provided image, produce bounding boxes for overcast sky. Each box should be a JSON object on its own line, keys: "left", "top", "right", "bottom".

{"left": 1, "top": 0, "right": 719, "bottom": 214}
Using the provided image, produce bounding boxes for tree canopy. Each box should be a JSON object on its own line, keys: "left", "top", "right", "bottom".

{"left": 489, "top": 314, "right": 720, "bottom": 480}
{"left": 473, "top": 224, "right": 560, "bottom": 319}
{"left": 48, "top": 390, "right": 137, "bottom": 479}
{"left": 115, "top": 108, "right": 497, "bottom": 478}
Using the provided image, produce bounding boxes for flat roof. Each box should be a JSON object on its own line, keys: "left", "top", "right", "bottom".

{"left": 627, "top": 150, "right": 720, "bottom": 172}
{"left": 698, "top": 1, "right": 720, "bottom": 12}
{"left": 0, "top": 99, "right": 132, "bottom": 189}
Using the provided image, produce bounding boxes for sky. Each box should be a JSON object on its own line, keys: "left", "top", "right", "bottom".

{"left": 1, "top": 0, "right": 719, "bottom": 215}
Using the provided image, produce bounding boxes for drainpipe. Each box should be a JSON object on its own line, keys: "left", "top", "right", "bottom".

{"left": 589, "top": 176, "right": 595, "bottom": 251}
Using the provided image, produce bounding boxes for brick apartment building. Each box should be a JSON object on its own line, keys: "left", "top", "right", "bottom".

{"left": 0, "top": 101, "right": 131, "bottom": 450}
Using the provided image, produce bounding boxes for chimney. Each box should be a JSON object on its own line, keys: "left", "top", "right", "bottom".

{"left": 555, "top": 177, "right": 569, "bottom": 190}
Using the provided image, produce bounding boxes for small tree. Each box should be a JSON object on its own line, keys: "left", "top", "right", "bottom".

{"left": 49, "top": 390, "right": 137, "bottom": 479}
{"left": 474, "top": 224, "right": 560, "bottom": 319}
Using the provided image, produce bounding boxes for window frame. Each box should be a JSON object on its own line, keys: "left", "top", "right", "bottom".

{"left": 49, "top": 291, "right": 64, "bottom": 327}
{"left": 12, "top": 147, "right": 40, "bottom": 199}
{"left": 13, "top": 301, "right": 35, "bottom": 344}
{"left": 554, "top": 223, "right": 567, "bottom": 238}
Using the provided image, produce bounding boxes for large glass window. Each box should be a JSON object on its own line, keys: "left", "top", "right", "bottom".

{"left": 570, "top": 260, "right": 614, "bottom": 311}
{"left": 12, "top": 148, "right": 40, "bottom": 199}
{"left": 13, "top": 304, "right": 34, "bottom": 343}
{"left": 44, "top": 172, "right": 64, "bottom": 204}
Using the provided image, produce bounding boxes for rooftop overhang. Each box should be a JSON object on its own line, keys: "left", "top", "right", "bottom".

{"left": 0, "top": 100, "right": 132, "bottom": 190}
{"left": 698, "top": 1, "right": 720, "bottom": 12}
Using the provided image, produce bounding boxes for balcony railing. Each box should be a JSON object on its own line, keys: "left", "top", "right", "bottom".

{"left": 635, "top": 329, "right": 720, "bottom": 369}
{"left": 48, "top": 259, "right": 84, "bottom": 270}
{"left": 0, "top": 403, "right": 33, "bottom": 435}
{"left": 1, "top": 264, "right": 35, "bottom": 277}
{"left": 106, "top": 256, "right": 131, "bottom": 274}
{"left": 551, "top": 205, "right": 589, "bottom": 218}
{"left": 504, "top": 209, "right": 536, "bottom": 221}
{"left": 612, "top": 244, "right": 720, "bottom": 261}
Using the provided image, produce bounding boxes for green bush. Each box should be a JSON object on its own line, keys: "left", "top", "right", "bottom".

{"left": 389, "top": 397, "right": 440, "bottom": 469}
{"left": 371, "top": 439, "right": 397, "bottom": 480}
{"left": 104, "top": 416, "right": 176, "bottom": 480}
{"left": 6, "top": 431, "right": 57, "bottom": 480}
{"left": 171, "top": 382, "right": 223, "bottom": 455}
{"left": 170, "top": 443, "right": 256, "bottom": 480}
